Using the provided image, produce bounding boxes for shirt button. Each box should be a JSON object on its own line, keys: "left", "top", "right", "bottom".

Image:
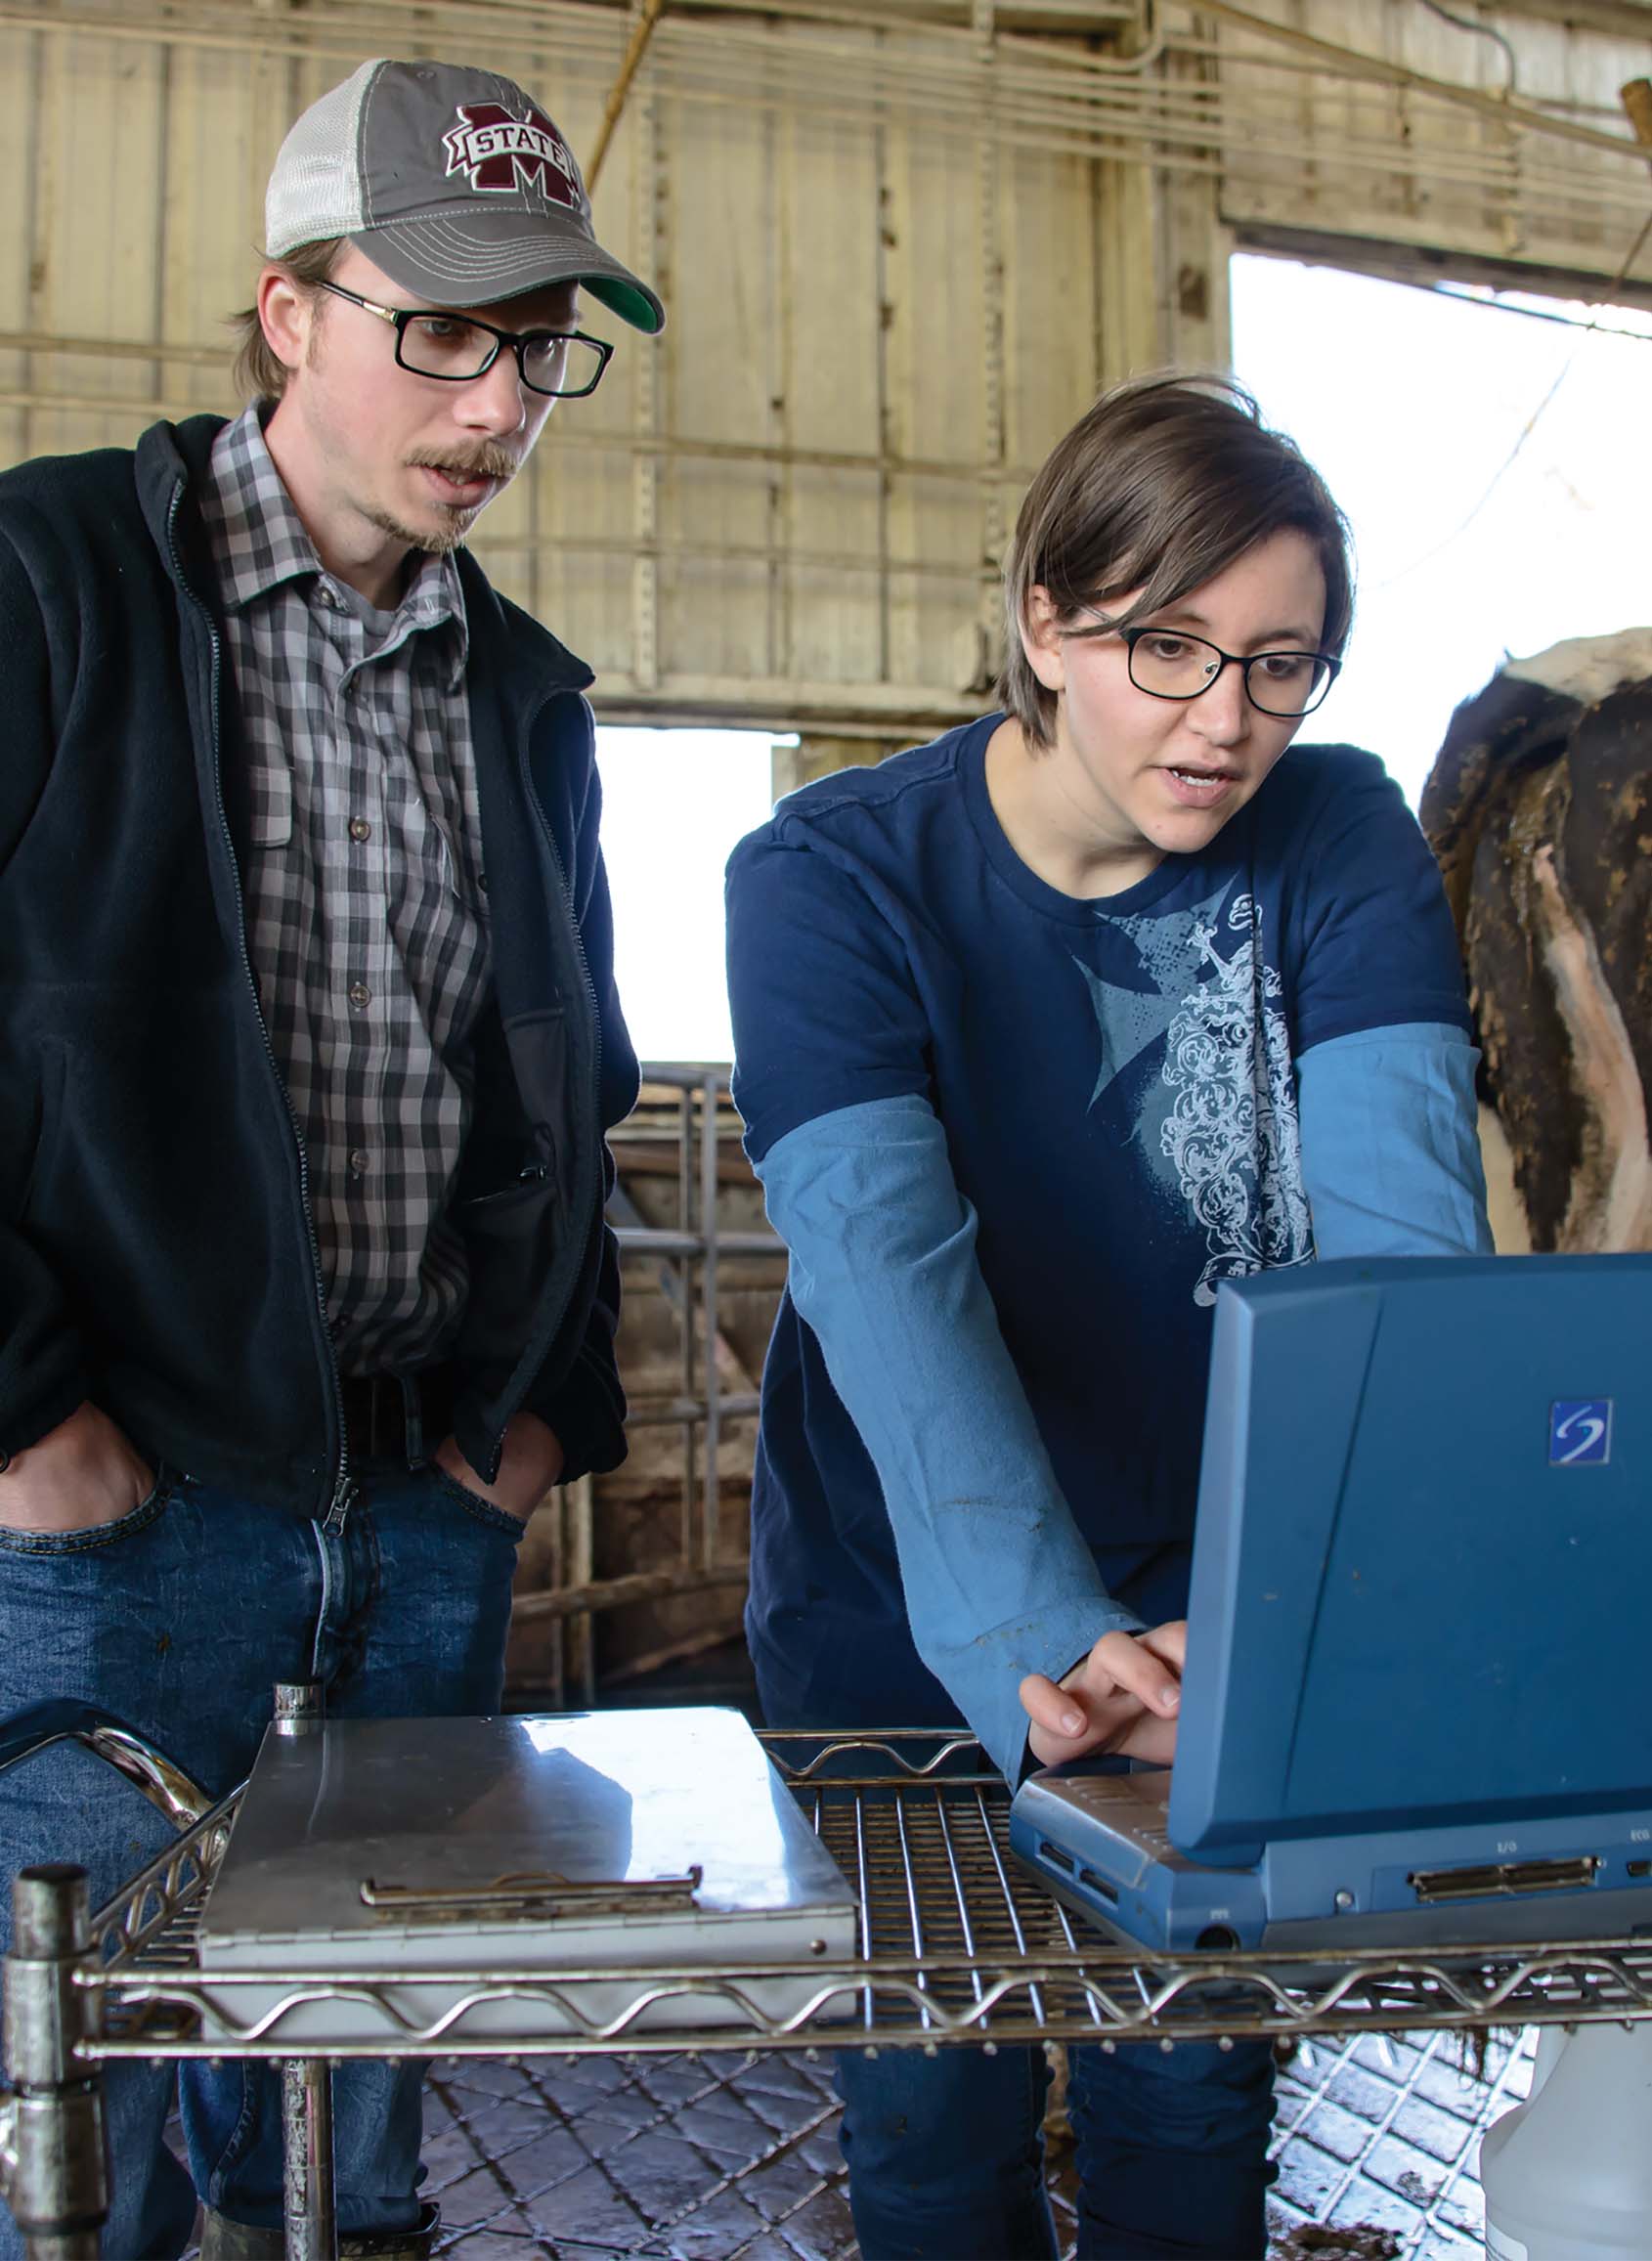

{"left": 349, "top": 1150, "right": 370, "bottom": 1177}
{"left": 348, "top": 981, "right": 371, "bottom": 1009}
{"left": 349, "top": 817, "right": 371, "bottom": 843}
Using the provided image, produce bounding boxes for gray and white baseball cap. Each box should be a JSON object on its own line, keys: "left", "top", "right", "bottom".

{"left": 266, "top": 58, "right": 664, "bottom": 332}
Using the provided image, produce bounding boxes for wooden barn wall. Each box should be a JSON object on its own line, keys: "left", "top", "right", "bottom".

{"left": 1214, "top": 0, "right": 1652, "bottom": 290}
{"left": 0, "top": 4, "right": 1645, "bottom": 732}
{"left": 0, "top": 1, "right": 1220, "bottom": 740}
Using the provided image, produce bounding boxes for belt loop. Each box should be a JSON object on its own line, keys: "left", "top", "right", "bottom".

{"left": 402, "top": 1373, "right": 426, "bottom": 1469}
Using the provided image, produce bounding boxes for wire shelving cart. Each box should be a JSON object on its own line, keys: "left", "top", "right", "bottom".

{"left": 6, "top": 1698, "right": 1652, "bottom": 2261}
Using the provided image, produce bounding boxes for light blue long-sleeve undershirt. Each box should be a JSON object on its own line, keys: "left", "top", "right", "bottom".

{"left": 753, "top": 1022, "right": 1492, "bottom": 1780}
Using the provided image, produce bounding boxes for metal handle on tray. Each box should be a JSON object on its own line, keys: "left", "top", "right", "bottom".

{"left": 359, "top": 1866, "right": 705, "bottom": 1915}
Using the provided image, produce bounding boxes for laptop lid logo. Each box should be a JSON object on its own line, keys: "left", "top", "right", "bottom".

{"left": 1549, "top": 1399, "right": 1613, "bottom": 1466}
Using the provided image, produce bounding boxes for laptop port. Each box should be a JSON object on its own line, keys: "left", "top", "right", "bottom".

{"left": 1078, "top": 1867, "right": 1118, "bottom": 1905}
{"left": 1409, "top": 1855, "right": 1600, "bottom": 1904}
{"left": 1628, "top": 1860, "right": 1651, "bottom": 1879}
{"left": 1038, "top": 1840, "right": 1076, "bottom": 1875}
{"left": 1196, "top": 1924, "right": 1240, "bottom": 1950}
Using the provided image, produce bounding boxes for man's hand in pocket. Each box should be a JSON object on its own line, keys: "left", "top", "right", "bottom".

{"left": 435, "top": 1412, "right": 564, "bottom": 1523}
{"left": 0, "top": 1403, "right": 155, "bottom": 1533}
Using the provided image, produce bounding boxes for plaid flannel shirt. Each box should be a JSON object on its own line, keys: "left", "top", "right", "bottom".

{"left": 199, "top": 407, "right": 492, "bottom": 1378}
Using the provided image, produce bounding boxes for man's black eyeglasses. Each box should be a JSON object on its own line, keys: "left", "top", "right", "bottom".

{"left": 317, "top": 282, "right": 614, "bottom": 399}
{"left": 1080, "top": 618, "right": 1341, "bottom": 719}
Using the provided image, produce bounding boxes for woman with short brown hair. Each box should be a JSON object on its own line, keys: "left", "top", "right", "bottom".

{"left": 726, "top": 374, "right": 1488, "bottom": 2257}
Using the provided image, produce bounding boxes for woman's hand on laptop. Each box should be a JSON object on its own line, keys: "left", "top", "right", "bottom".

{"left": 1020, "top": 1622, "right": 1187, "bottom": 1768}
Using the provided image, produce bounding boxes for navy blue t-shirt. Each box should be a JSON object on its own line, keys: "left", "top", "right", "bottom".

{"left": 726, "top": 718, "right": 1471, "bottom": 1727}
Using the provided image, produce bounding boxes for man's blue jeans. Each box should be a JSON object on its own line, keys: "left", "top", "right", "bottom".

{"left": 0, "top": 1457, "right": 525, "bottom": 2261}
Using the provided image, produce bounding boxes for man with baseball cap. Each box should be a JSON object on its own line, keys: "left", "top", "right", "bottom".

{"left": 0, "top": 59, "right": 660, "bottom": 2260}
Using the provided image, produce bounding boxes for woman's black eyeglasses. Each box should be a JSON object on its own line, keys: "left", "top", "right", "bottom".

{"left": 1077, "top": 617, "right": 1341, "bottom": 719}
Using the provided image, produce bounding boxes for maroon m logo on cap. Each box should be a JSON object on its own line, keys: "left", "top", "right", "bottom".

{"left": 443, "top": 103, "right": 583, "bottom": 208}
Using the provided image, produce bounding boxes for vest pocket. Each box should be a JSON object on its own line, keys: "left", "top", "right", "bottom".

{"left": 18, "top": 1036, "right": 67, "bottom": 1225}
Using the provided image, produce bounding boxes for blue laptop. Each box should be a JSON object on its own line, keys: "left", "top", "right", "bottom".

{"left": 1010, "top": 1254, "right": 1652, "bottom": 1955}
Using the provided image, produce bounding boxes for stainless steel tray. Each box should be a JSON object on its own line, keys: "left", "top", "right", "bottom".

{"left": 75, "top": 1732, "right": 1652, "bottom": 2058}
{"left": 194, "top": 1709, "right": 858, "bottom": 2043}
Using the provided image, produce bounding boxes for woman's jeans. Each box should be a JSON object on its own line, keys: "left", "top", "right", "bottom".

{"left": 835, "top": 2028, "right": 1275, "bottom": 2259}
{"left": 0, "top": 1457, "right": 525, "bottom": 2261}
{"left": 764, "top": 1539, "right": 1277, "bottom": 2259}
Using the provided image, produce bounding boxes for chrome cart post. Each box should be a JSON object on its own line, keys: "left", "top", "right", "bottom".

{"left": 1, "top": 1698, "right": 217, "bottom": 2261}
{"left": 271, "top": 1682, "right": 337, "bottom": 2261}
{"left": 1, "top": 1864, "right": 107, "bottom": 2261}
{"left": 281, "top": 2059, "right": 336, "bottom": 2261}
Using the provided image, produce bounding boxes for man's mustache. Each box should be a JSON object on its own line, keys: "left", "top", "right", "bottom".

{"left": 407, "top": 446, "right": 521, "bottom": 483}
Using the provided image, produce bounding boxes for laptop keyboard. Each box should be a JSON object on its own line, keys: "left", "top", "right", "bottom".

{"left": 1046, "top": 1772, "right": 1187, "bottom": 1864}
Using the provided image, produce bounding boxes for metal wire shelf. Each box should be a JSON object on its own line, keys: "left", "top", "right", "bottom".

{"left": 75, "top": 1734, "right": 1652, "bottom": 2058}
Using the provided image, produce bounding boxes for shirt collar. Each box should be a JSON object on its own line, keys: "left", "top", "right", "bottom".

{"left": 201, "top": 405, "right": 469, "bottom": 683}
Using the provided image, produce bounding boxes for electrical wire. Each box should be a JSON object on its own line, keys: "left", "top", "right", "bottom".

{"left": 1415, "top": 0, "right": 1518, "bottom": 97}
{"left": 1426, "top": 284, "right": 1652, "bottom": 339}
{"left": 1376, "top": 205, "right": 1652, "bottom": 590}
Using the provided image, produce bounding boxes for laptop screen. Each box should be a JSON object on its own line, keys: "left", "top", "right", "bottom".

{"left": 1167, "top": 1253, "right": 1652, "bottom": 1867}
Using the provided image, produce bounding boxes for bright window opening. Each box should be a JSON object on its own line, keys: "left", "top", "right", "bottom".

{"left": 1231, "top": 253, "right": 1652, "bottom": 804}
{"left": 596, "top": 727, "right": 781, "bottom": 1065}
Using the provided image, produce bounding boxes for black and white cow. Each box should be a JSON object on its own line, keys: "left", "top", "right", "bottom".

{"left": 1420, "top": 630, "right": 1652, "bottom": 1253}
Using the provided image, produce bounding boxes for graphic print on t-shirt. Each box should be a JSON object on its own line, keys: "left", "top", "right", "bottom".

{"left": 1075, "top": 881, "right": 1313, "bottom": 1306}
{"left": 727, "top": 722, "right": 1476, "bottom": 1685}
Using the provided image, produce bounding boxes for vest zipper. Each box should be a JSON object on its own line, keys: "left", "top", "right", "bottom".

{"left": 165, "top": 482, "right": 355, "bottom": 1532}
